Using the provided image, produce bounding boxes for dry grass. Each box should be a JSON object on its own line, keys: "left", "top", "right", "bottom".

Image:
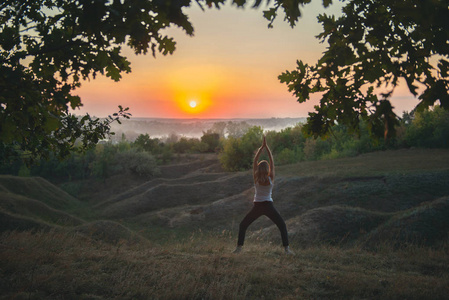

{"left": 2, "top": 149, "right": 449, "bottom": 299}
{"left": 1, "top": 230, "right": 448, "bottom": 300}
{"left": 99, "top": 173, "right": 252, "bottom": 219}
{"left": 0, "top": 193, "right": 84, "bottom": 227}
{"left": 0, "top": 175, "right": 80, "bottom": 209}
{"left": 278, "top": 148, "right": 449, "bottom": 178}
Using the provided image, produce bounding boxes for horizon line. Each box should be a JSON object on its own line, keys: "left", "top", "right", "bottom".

{"left": 112, "top": 116, "right": 308, "bottom": 121}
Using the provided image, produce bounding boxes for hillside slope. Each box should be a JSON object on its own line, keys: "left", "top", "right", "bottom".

{"left": 257, "top": 205, "right": 391, "bottom": 247}
{"left": 1, "top": 149, "right": 449, "bottom": 300}
{"left": 90, "top": 149, "right": 449, "bottom": 247}
{"left": 363, "top": 196, "right": 449, "bottom": 247}
{"left": 1, "top": 149, "right": 449, "bottom": 248}
{"left": 0, "top": 176, "right": 85, "bottom": 232}
{"left": 0, "top": 192, "right": 84, "bottom": 227}
{"left": 0, "top": 175, "right": 80, "bottom": 209}
{"left": 99, "top": 172, "right": 253, "bottom": 219}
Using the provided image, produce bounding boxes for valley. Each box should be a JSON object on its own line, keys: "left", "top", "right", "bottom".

{"left": 1, "top": 148, "right": 449, "bottom": 299}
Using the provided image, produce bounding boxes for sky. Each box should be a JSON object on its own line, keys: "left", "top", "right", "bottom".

{"left": 74, "top": 1, "right": 419, "bottom": 119}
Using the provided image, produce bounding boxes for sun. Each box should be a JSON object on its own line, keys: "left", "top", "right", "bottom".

{"left": 173, "top": 94, "right": 211, "bottom": 116}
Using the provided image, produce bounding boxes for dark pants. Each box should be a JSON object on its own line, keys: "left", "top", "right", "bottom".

{"left": 237, "top": 201, "right": 289, "bottom": 247}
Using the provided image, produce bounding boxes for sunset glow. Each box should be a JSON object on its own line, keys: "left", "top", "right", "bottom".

{"left": 164, "top": 64, "right": 229, "bottom": 116}
{"left": 74, "top": 2, "right": 418, "bottom": 119}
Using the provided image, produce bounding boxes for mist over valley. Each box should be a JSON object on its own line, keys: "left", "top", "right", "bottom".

{"left": 108, "top": 117, "right": 306, "bottom": 142}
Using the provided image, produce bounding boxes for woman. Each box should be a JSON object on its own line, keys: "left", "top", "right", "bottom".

{"left": 234, "top": 136, "right": 293, "bottom": 254}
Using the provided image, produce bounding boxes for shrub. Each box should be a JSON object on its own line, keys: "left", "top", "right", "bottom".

{"left": 219, "top": 137, "right": 245, "bottom": 171}
{"left": 276, "top": 148, "right": 300, "bottom": 165}
{"left": 304, "top": 138, "right": 332, "bottom": 161}
{"left": 133, "top": 134, "right": 163, "bottom": 154}
{"left": 219, "top": 126, "right": 264, "bottom": 171}
{"left": 200, "top": 132, "right": 220, "bottom": 152}
{"left": 195, "top": 142, "right": 210, "bottom": 153}
{"left": 115, "top": 149, "right": 159, "bottom": 177}
{"left": 90, "top": 143, "right": 119, "bottom": 179}
{"left": 159, "top": 146, "right": 174, "bottom": 164}
{"left": 404, "top": 106, "right": 449, "bottom": 148}
{"left": 266, "top": 124, "right": 305, "bottom": 154}
{"left": 172, "top": 137, "right": 200, "bottom": 153}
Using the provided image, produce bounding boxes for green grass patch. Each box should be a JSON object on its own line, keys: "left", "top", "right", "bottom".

{"left": 0, "top": 175, "right": 80, "bottom": 210}
{"left": 278, "top": 148, "right": 449, "bottom": 178}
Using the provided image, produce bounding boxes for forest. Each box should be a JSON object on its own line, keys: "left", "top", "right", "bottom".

{"left": 2, "top": 106, "right": 448, "bottom": 184}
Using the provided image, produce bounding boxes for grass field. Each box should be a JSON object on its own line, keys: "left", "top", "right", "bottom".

{"left": 1, "top": 230, "right": 449, "bottom": 300}
{"left": 1, "top": 148, "right": 449, "bottom": 299}
{"left": 278, "top": 148, "right": 449, "bottom": 177}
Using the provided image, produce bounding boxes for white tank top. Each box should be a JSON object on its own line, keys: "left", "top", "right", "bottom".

{"left": 254, "top": 177, "right": 273, "bottom": 202}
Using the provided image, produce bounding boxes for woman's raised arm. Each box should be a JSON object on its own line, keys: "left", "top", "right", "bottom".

{"left": 253, "top": 145, "right": 264, "bottom": 182}
{"left": 265, "top": 140, "right": 275, "bottom": 181}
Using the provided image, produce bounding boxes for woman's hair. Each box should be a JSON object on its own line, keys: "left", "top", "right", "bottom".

{"left": 255, "top": 160, "right": 270, "bottom": 184}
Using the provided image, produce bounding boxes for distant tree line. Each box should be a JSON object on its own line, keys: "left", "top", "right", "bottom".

{"left": 219, "top": 106, "right": 449, "bottom": 171}
{"left": 1, "top": 106, "right": 448, "bottom": 179}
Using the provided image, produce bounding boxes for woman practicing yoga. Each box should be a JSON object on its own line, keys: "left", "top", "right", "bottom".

{"left": 234, "top": 136, "right": 293, "bottom": 254}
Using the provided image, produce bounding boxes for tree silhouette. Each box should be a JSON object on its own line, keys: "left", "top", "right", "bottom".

{"left": 1, "top": 0, "right": 205, "bottom": 162}
{"left": 2, "top": 0, "right": 447, "bottom": 164}
{"left": 276, "top": 0, "right": 448, "bottom": 140}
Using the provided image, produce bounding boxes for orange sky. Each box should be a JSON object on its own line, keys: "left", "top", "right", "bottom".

{"left": 74, "top": 2, "right": 419, "bottom": 119}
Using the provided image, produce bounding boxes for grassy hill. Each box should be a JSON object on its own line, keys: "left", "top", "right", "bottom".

{"left": 98, "top": 172, "right": 252, "bottom": 219}
{"left": 0, "top": 176, "right": 85, "bottom": 231}
{"left": 363, "top": 196, "right": 449, "bottom": 248}
{"left": 2, "top": 149, "right": 448, "bottom": 245}
{"left": 0, "top": 175, "right": 80, "bottom": 210}
{"left": 86, "top": 149, "right": 449, "bottom": 248}
{"left": 277, "top": 148, "right": 449, "bottom": 177}
{"left": 0, "top": 193, "right": 84, "bottom": 227}
{"left": 1, "top": 148, "right": 449, "bottom": 299}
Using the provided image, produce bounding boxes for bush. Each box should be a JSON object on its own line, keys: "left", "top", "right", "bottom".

{"left": 200, "top": 132, "right": 221, "bottom": 152}
{"left": 321, "top": 139, "right": 362, "bottom": 160}
{"left": 276, "top": 148, "right": 302, "bottom": 165}
{"left": 219, "top": 126, "right": 263, "bottom": 171}
{"left": 12, "top": 149, "right": 95, "bottom": 182}
{"left": 133, "top": 134, "right": 163, "bottom": 154}
{"left": 195, "top": 142, "right": 210, "bottom": 153}
{"left": 219, "top": 137, "right": 246, "bottom": 172}
{"left": 266, "top": 124, "right": 305, "bottom": 154}
{"left": 403, "top": 106, "right": 449, "bottom": 148}
{"left": 172, "top": 137, "right": 200, "bottom": 153}
{"left": 90, "top": 143, "right": 119, "bottom": 179}
{"left": 159, "top": 146, "right": 174, "bottom": 164}
{"left": 115, "top": 149, "right": 160, "bottom": 177}
{"left": 303, "top": 138, "right": 331, "bottom": 160}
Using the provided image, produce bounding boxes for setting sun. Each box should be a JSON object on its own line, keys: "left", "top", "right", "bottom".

{"left": 189, "top": 100, "right": 197, "bottom": 108}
